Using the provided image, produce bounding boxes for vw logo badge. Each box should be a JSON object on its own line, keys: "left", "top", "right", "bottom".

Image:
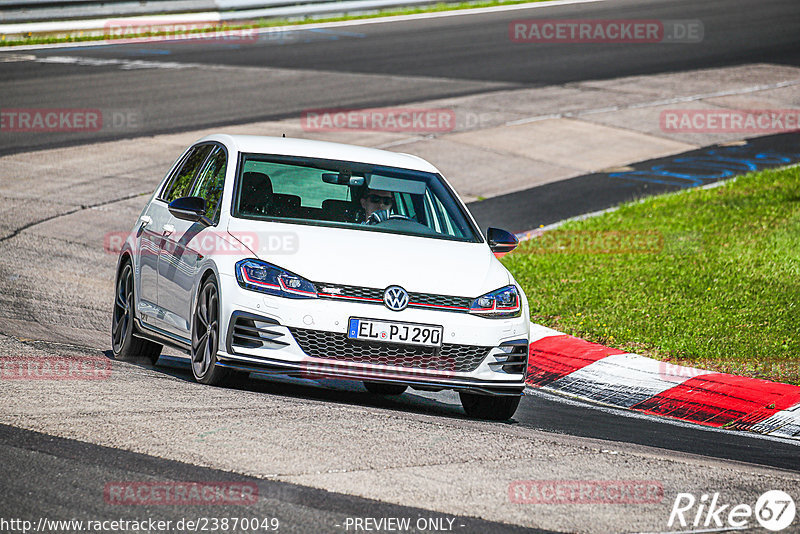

{"left": 383, "top": 286, "right": 409, "bottom": 311}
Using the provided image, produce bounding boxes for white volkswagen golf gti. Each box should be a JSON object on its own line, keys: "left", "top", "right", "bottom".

{"left": 112, "top": 135, "right": 530, "bottom": 420}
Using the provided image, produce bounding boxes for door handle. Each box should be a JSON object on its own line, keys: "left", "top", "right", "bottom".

{"left": 139, "top": 215, "right": 152, "bottom": 227}
{"left": 162, "top": 224, "right": 175, "bottom": 235}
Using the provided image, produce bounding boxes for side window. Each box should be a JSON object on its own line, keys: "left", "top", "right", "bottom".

{"left": 433, "top": 194, "right": 461, "bottom": 237}
{"left": 423, "top": 189, "right": 442, "bottom": 233}
{"left": 190, "top": 146, "right": 227, "bottom": 223}
{"left": 395, "top": 193, "right": 417, "bottom": 220}
{"left": 162, "top": 144, "right": 214, "bottom": 203}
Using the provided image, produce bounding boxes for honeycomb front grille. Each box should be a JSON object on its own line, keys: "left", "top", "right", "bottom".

{"left": 314, "top": 282, "right": 472, "bottom": 312}
{"left": 315, "top": 283, "right": 384, "bottom": 301}
{"left": 289, "top": 327, "right": 491, "bottom": 373}
{"left": 409, "top": 292, "right": 471, "bottom": 309}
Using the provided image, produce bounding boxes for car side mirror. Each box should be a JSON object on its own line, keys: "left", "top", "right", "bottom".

{"left": 487, "top": 227, "right": 519, "bottom": 254}
{"left": 168, "top": 196, "right": 207, "bottom": 223}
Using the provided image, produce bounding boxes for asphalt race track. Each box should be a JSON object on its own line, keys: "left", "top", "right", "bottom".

{"left": 0, "top": 424, "right": 544, "bottom": 534}
{"left": 1, "top": 0, "right": 800, "bottom": 532}
{"left": 1, "top": 0, "right": 799, "bottom": 154}
{"left": 468, "top": 131, "right": 800, "bottom": 232}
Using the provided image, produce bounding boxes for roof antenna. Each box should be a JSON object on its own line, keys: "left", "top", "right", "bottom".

{"left": 282, "top": 133, "right": 286, "bottom": 138}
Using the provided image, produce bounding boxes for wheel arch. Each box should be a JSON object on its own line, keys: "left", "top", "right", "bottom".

{"left": 199, "top": 267, "right": 217, "bottom": 287}
{"left": 191, "top": 262, "right": 223, "bottom": 335}
{"left": 113, "top": 251, "right": 135, "bottom": 311}
{"left": 115, "top": 249, "right": 133, "bottom": 275}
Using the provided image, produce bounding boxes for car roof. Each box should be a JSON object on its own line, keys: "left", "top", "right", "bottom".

{"left": 196, "top": 134, "right": 440, "bottom": 173}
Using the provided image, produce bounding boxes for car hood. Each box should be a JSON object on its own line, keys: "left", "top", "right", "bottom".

{"left": 227, "top": 218, "right": 510, "bottom": 297}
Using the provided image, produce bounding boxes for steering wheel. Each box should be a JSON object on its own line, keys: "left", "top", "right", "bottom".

{"left": 366, "top": 211, "right": 413, "bottom": 225}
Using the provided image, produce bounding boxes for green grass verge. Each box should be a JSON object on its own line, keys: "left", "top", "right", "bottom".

{"left": 503, "top": 165, "right": 800, "bottom": 385}
{"left": 0, "top": 0, "right": 548, "bottom": 47}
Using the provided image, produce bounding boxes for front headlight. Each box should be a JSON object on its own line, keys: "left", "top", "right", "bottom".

{"left": 469, "top": 285, "right": 521, "bottom": 318}
{"left": 235, "top": 259, "right": 317, "bottom": 299}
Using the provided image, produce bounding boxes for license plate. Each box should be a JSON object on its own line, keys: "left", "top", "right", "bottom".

{"left": 347, "top": 318, "right": 443, "bottom": 348}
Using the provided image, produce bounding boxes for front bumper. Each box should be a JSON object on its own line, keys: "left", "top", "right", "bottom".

{"left": 217, "top": 273, "right": 530, "bottom": 395}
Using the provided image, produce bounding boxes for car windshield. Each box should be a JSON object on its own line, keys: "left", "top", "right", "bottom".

{"left": 232, "top": 153, "right": 482, "bottom": 242}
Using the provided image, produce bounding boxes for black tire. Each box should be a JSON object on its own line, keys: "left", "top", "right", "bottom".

{"left": 191, "top": 277, "right": 230, "bottom": 386}
{"left": 459, "top": 392, "right": 521, "bottom": 420}
{"left": 112, "top": 260, "right": 162, "bottom": 365}
{"left": 363, "top": 382, "right": 408, "bottom": 395}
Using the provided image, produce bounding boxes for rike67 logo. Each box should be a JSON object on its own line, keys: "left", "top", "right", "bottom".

{"left": 668, "top": 490, "right": 796, "bottom": 531}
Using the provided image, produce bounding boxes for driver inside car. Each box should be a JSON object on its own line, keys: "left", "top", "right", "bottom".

{"left": 356, "top": 188, "right": 394, "bottom": 224}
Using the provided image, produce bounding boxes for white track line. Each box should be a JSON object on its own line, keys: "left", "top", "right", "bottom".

{"left": 0, "top": 0, "right": 607, "bottom": 51}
